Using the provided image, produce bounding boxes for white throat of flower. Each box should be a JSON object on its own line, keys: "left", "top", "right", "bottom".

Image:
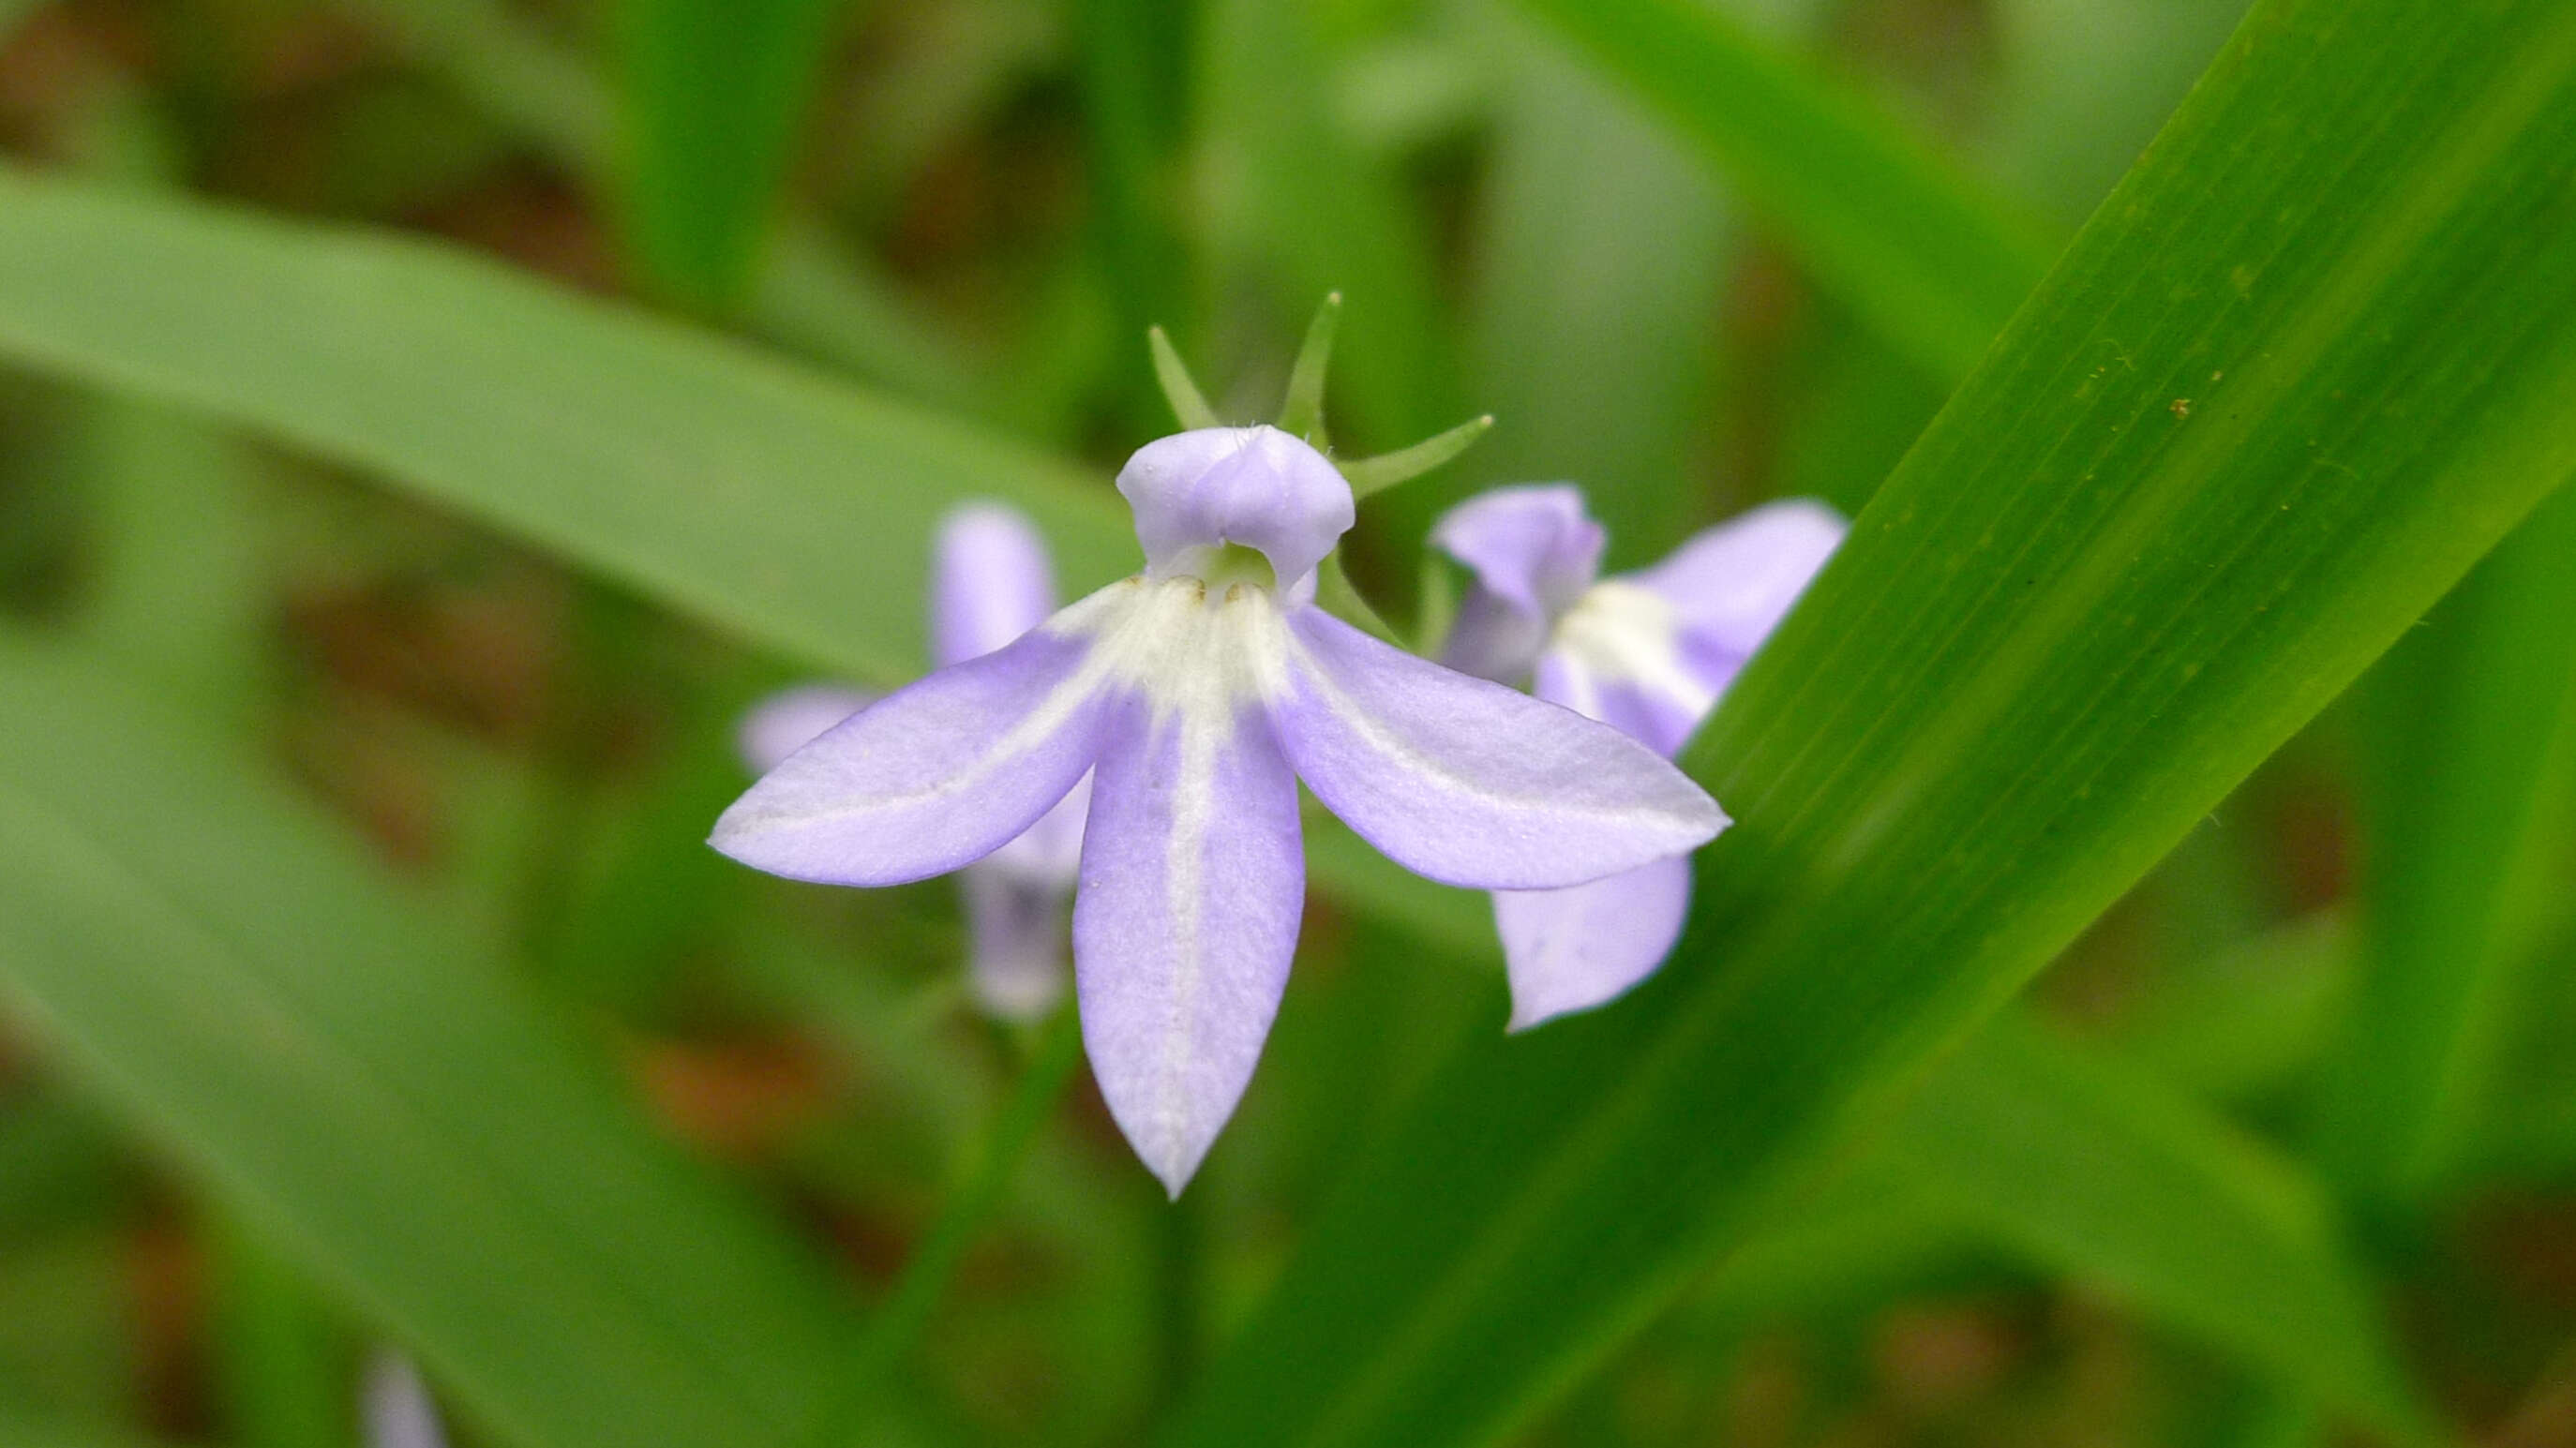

{"left": 1546, "top": 580, "right": 1716, "bottom": 720}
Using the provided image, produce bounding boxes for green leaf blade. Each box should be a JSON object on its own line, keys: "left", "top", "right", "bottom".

{"left": 1167, "top": 1, "right": 2576, "bottom": 1441}
{"left": 1514, "top": 0, "right": 2054, "bottom": 382}
{"left": 0, "top": 169, "right": 1132, "bottom": 686}
{"left": 614, "top": 0, "right": 841, "bottom": 313}
{"left": 0, "top": 644, "right": 856, "bottom": 1448}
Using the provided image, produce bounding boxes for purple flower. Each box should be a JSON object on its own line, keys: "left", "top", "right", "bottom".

{"left": 715, "top": 427, "right": 1725, "bottom": 1193}
{"left": 1432, "top": 486, "right": 1846, "bottom": 1030}
{"left": 736, "top": 504, "right": 1086, "bottom": 1022}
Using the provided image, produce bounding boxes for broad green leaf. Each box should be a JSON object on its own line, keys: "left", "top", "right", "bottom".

{"left": 0, "top": 166, "right": 1132, "bottom": 686}
{"left": 1512, "top": 0, "right": 2055, "bottom": 383}
{"left": 0, "top": 643, "right": 855, "bottom": 1448}
{"left": 2321, "top": 486, "right": 2576, "bottom": 1206}
{"left": 1318, "top": 818, "right": 2419, "bottom": 1426}
{"left": 1882, "top": 1014, "right": 2421, "bottom": 1435}
{"left": 613, "top": 0, "right": 842, "bottom": 312}
{"left": 1167, "top": 0, "right": 2576, "bottom": 1441}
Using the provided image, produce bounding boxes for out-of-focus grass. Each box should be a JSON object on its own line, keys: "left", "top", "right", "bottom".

{"left": 1, "top": 1, "right": 2574, "bottom": 1446}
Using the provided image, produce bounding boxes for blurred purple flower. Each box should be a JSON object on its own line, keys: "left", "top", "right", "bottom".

{"left": 1432, "top": 486, "right": 1846, "bottom": 1030}
{"left": 736, "top": 505, "right": 1086, "bottom": 1022}
{"left": 715, "top": 426, "right": 1724, "bottom": 1193}
{"left": 364, "top": 1352, "right": 446, "bottom": 1448}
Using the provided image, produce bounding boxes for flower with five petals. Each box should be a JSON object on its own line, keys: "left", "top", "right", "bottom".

{"left": 714, "top": 428, "right": 1725, "bottom": 1192}
{"left": 1431, "top": 485, "right": 1845, "bottom": 1030}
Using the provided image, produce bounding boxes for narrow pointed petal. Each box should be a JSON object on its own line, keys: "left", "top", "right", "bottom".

{"left": 736, "top": 685, "right": 876, "bottom": 774}
{"left": 1495, "top": 855, "right": 1691, "bottom": 1031}
{"left": 711, "top": 625, "right": 1111, "bottom": 886}
{"left": 1633, "top": 498, "right": 1847, "bottom": 654}
{"left": 1075, "top": 695, "right": 1303, "bottom": 1196}
{"left": 960, "top": 865, "right": 1069, "bottom": 1021}
{"left": 1273, "top": 609, "right": 1727, "bottom": 890}
{"left": 934, "top": 502, "right": 1057, "bottom": 668}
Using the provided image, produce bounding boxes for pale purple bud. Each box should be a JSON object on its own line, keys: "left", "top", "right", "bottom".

{"left": 1116, "top": 426, "right": 1355, "bottom": 591}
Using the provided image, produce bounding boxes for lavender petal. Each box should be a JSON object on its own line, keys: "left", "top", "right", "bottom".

{"left": 961, "top": 864, "right": 1069, "bottom": 1021}
{"left": 1494, "top": 854, "right": 1692, "bottom": 1031}
{"left": 1272, "top": 608, "right": 1727, "bottom": 890}
{"left": 1430, "top": 485, "right": 1604, "bottom": 681}
{"left": 935, "top": 502, "right": 1058, "bottom": 668}
{"left": 711, "top": 626, "right": 1108, "bottom": 887}
{"left": 1633, "top": 499, "right": 1847, "bottom": 658}
{"left": 1074, "top": 694, "right": 1304, "bottom": 1196}
{"left": 363, "top": 1352, "right": 447, "bottom": 1448}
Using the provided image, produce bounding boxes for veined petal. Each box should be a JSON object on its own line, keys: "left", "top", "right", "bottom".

{"left": 1633, "top": 498, "right": 1846, "bottom": 656}
{"left": 934, "top": 502, "right": 1058, "bottom": 668}
{"left": 1494, "top": 855, "right": 1691, "bottom": 1031}
{"left": 711, "top": 611, "right": 1119, "bottom": 887}
{"left": 1272, "top": 609, "right": 1727, "bottom": 890}
{"left": 961, "top": 864, "right": 1069, "bottom": 1021}
{"left": 1116, "top": 425, "right": 1354, "bottom": 590}
{"left": 736, "top": 685, "right": 877, "bottom": 774}
{"left": 1075, "top": 694, "right": 1304, "bottom": 1197}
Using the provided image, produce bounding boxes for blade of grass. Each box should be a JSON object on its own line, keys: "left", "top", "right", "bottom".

{"left": 613, "top": 0, "right": 842, "bottom": 313}
{"left": 1512, "top": 0, "right": 2057, "bottom": 383}
{"left": 338, "top": 0, "right": 985, "bottom": 413}
{"left": 1884, "top": 1013, "right": 2422, "bottom": 1434}
{"left": 1166, "top": 0, "right": 2576, "bottom": 1440}
{"left": 1460, "top": 16, "right": 1735, "bottom": 563}
{"left": 1194, "top": 0, "right": 1457, "bottom": 453}
{"left": 1336, "top": 839, "right": 2424, "bottom": 1429}
{"left": 2320, "top": 485, "right": 2576, "bottom": 1208}
{"left": 0, "top": 166, "right": 1132, "bottom": 685}
{"left": 209, "top": 1225, "right": 351, "bottom": 1448}
{"left": 0, "top": 641, "right": 856, "bottom": 1448}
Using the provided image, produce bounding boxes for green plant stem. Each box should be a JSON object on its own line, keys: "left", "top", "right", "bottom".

{"left": 815, "top": 1007, "right": 1084, "bottom": 1444}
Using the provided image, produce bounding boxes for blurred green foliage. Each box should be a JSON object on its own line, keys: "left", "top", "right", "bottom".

{"left": 0, "top": 0, "right": 2572, "bottom": 1446}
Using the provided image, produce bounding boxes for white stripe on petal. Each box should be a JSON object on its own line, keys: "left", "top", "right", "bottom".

{"left": 1075, "top": 692, "right": 1303, "bottom": 1196}
{"left": 711, "top": 581, "right": 1146, "bottom": 886}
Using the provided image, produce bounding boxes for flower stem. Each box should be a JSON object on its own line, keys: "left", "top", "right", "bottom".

{"left": 813, "top": 1005, "right": 1084, "bottom": 1445}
